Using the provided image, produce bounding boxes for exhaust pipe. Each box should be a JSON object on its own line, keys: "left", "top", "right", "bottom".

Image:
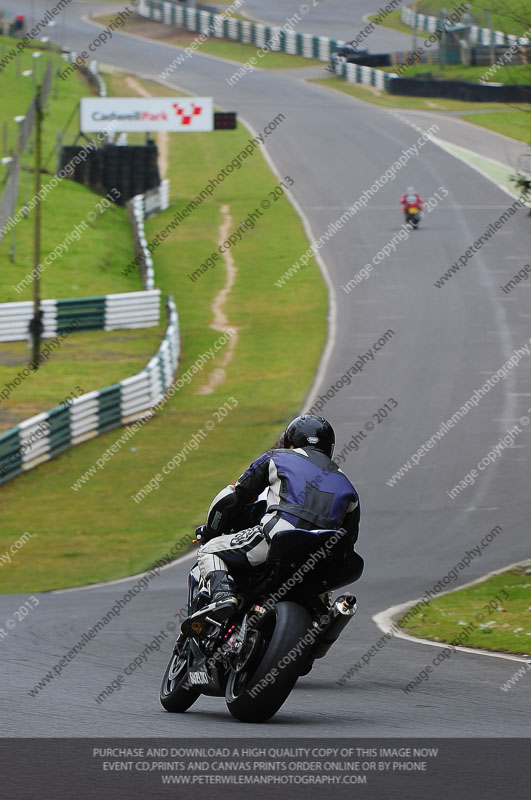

{"left": 311, "top": 594, "right": 357, "bottom": 660}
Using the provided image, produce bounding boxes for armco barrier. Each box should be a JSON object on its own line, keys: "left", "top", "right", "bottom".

{"left": 330, "top": 54, "right": 531, "bottom": 102}
{"left": 138, "top": 0, "right": 343, "bottom": 62}
{"left": 143, "top": 180, "right": 170, "bottom": 218}
{"left": 86, "top": 61, "right": 107, "bottom": 97}
{"left": 0, "top": 299, "right": 58, "bottom": 342}
{"left": 401, "top": 6, "right": 530, "bottom": 47}
{"left": 128, "top": 181, "right": 170, "bottom": 290}
{"left": 105, "top": 289, "right": 160, "bottom": 330}
{"left": 62, "top": 53, "right": 107, "bottom": 97}
{"left": 138, "top": 0, "right": 529, "bottom": 67}
{"left": 0, "top": 290, "right": 161, "bottom": 342}
{"left": 330, "top": 55, "right": 397, "bottom": 91}
{"left": 0, "top": 297, "right": 179, "bottom": 485}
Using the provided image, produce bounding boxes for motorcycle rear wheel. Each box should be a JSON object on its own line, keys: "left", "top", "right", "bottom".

{"left": 225, "top": 601, "right": 312, "bottom": 723}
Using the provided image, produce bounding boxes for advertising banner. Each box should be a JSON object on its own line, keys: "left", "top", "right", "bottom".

{"left": 80, "top": 97, "right": 214, "bottom": 132}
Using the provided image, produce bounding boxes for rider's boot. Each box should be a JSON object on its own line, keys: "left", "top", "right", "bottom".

{"left": 181, "top": 571, "right": 238, "bottom": 635}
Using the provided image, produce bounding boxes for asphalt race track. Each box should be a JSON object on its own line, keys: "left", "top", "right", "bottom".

{"left": 1, "top": 0, "right": 530, "bottom": 748}
{"left": 243, "top": 0, "right": 415, "bottom": 49}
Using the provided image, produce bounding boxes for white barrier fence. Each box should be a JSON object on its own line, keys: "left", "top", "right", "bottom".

{"left": 0, "top": 290, "right": 161, "bottom": 343}
{"left": 129, "top": 180, "right": 170, "bottom": 290}
{"left": 0, "top": 299, "right": 58, "bottom": 342}
{"left": 0, "top": 298, "right": 179, "bottom": 484}
{"left": 105, "top": 290, "right": 161, "bottom": 330}
{"left": 138, "top": 0, "right": 345, "bottom": 62}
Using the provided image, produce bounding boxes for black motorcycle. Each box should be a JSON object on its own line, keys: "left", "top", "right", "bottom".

{"left": 160, "top": 526, "right": 362, "bottom": 723}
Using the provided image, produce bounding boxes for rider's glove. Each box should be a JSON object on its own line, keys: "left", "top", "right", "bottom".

{"left": 194, "top": 524, "right": 217, "bottom": 544}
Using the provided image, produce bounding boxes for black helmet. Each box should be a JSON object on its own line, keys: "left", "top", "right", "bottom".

{"left": 283, "top": 414, "right": 335, "bottom": 458}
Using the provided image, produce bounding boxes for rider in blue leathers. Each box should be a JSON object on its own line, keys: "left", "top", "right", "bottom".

{"left": 185, "top": 414, "right": 363, "bottom": 628}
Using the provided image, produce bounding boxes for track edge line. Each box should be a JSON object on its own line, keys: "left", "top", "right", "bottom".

{"left": 373, "top": 557, "right": 531, "bottom": 664}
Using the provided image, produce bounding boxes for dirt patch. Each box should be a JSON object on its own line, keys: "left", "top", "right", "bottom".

{"left": 362, "top": 84, "right": 385, "bottom": 97}
{"left": 196, "top": 204, "right": 239, "bottom": 396}
{"left": 0, "top": 345, "right": 30, "bottom": 367}
{"left": 93, "top": 12, "right": 201, "bottom": 45}
{"left": 0, "top": 411, "right": 26, "bottom": 432}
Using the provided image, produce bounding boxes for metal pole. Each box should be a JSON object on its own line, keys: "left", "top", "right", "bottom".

{"left": 31, "top": 84, "right": 43, "bottom": 367}
{"left": 487, "top": 11, "right": 495, "bottom": 65}
{"left": 440, "top": 8, "right": 446, "bottom": 71}
{"left": 9, "top": 150, "right": 17, "bottom": 263}
{"left": 23, "top": 141, "right": 29, "bottom": 218}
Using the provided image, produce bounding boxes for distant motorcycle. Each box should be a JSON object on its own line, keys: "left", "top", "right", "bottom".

{"left": 405, "top": 205, "right": 421, "bottom": 229}
{"left": 160, "top": 519, "right": 360, "bottom": 723}
{"left": 402, "top": 190, "right": 422, "bottom": 229}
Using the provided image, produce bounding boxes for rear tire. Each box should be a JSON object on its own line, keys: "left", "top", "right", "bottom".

{"left": 225, "top": 601, "right": 312, "bottom": 722}
{"left": 160, "top": 645, "right": 200, "bottom": 713}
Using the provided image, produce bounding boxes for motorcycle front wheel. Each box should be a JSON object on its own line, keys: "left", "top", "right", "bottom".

{"left": 160, "top": 643, "right": 200, "bottom": 713}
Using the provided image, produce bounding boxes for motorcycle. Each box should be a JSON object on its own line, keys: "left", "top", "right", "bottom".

{"left": 160, "top": 522, "right": 361, "bottom": 723}
{"left": 405, "top": 205, "right": 420, "bottom": 229}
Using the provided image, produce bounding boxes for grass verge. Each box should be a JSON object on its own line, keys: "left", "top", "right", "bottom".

{"left": 372, "top": 1, "right": 529, "bottom": 37}
{"left": 0, "top": 34, "right": 141, "bottom": 305}
{"left": 460, "top": 108, "right": 531, "bottom": 143}
{"left": 0, "top": 35, "right": 95, "bottom": 170}
{"left": 0, "top": 73, "right": 327, "bottom": 593}
{"left": 312, "top": 77, "right": 531, "bottom": 142}
{"left": 312, "top": 75, "right": 509, "bottom": 110}
{"left": 0, "top": 178, "right": 139, "bottom": 303}
{"left": 91, "top": 13, "right": 323, "bottom": 68}
{"left": 408, "top": 1, "right": 529, "bottom": 37}
{"left": 382, "top": 62, "right": 531, "bottom": 85}
{"left": 0, "top": 328, "right": 163, "bottom": 433}
{"left": 0, "top": 43, "right": 151, "bottom": 434}
{"left": 368, "top": 9, "right": 415, "bottom": 36}
{"left": 397, "top": 563, "right": 531, "bottom": 656}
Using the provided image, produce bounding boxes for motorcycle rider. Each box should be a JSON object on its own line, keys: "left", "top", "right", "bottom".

{"left": 182, "top": 414, "right": 362, "bottom": 632}
{"left": 401, "top": 186, "right": 423, "bottom": 218}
